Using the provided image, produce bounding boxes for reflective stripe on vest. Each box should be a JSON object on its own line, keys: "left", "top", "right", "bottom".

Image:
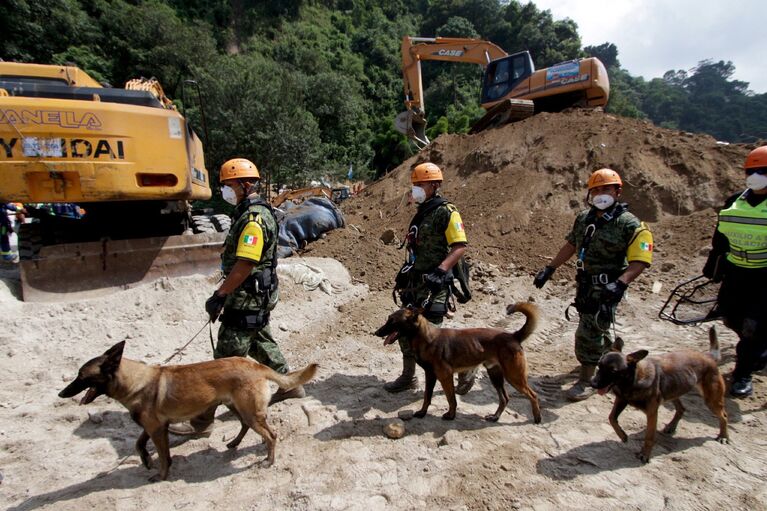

{"left": 718, "top": 192, "right": 767, "bottom": 268}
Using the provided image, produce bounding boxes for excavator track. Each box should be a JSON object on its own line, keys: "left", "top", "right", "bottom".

{"left": 468, "top": 98, "right": 535, "bottom": 134}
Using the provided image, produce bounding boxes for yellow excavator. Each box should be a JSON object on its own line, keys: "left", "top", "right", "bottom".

{"left": 395, "top": 36, "right": 610, "bottom": 146}
{"left": 0, "top": 62, "right": 224, "bottom": 301}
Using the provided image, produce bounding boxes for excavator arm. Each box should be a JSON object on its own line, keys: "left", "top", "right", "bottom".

{"left": 395, "top": 36, "right": 507, "bottom": 147}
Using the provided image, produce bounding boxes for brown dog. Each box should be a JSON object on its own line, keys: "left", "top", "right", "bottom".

{"left": 59, "top": 341, "right": 317, "bottom": 481}
{"left": 590, "top": 327, "right": 728, "bottom": 462}
{"left": 375, "top": 302, "right": 541, "bottom": 423}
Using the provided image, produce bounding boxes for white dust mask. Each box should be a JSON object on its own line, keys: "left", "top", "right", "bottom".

{"left": 746, "top": 173, "right": 767, "bottom": 191}
{"left": 221, "top": 185, "right": 238, "bottom": 205}
{"left": 411, "top": 185, "right": 427, "bottom": 204}
{"left": 592, "top": 194, "right": 616, "bottom": 210}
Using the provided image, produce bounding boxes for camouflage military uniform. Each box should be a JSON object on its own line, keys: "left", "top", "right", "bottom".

{"left": 215, "top": 196, "right": 288, "bottom": 374}
{"left": 396, "top": 196, "right": 466, "bottom": 356}
{"left": 565, "top": 204, "right": 643, "bottom": 365}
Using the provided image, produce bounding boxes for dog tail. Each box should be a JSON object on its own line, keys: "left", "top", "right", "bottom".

{"left": 266, "top": 363, "right": 319, "bottom": 390}
{"left": 505, "top": 302, "right": 539, "bottom": 342}
{"left": 708, "top": 325, "right": 721, "bottom": 362}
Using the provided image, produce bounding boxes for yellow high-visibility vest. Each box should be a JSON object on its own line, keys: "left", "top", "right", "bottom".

{"left": 718, "top": 191, "right": 767, "bottom": 268}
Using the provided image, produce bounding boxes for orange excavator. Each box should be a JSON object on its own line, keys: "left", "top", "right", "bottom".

{"left": 395, "top": 36, "right": 610, "bottom": 146}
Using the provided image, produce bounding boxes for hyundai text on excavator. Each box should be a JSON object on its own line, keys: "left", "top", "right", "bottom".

{"left": 395, "top": 36, "right": 610, "bottom": 146}
{"left": 0, "top": 62, "right": 226, "bottom": 301}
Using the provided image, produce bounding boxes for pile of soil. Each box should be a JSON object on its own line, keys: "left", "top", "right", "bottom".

{"left": 310, "top": 109, "right": 753, "bottom": 291}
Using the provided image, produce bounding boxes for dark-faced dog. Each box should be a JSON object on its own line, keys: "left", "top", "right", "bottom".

{"left": 59, "top": 341, "right": 317, "bottom": 481}
{"left": 375, "top": 302, "right": 541, "bottom": 423}
{"left": 590, "top": 327, "right": 728, "bottom": 462}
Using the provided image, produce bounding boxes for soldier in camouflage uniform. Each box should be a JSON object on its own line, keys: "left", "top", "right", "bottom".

{"left": 170, "top": 158, "right": 301, "bottom": 437}
{"left": 533, "top": 169, "right": 653, "bottom": 401}
{"left": 385, "top": 162, "right": 472, "bottom": 393}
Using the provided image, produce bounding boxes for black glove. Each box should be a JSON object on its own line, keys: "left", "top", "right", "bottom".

{"left": 533, "top": 266, "right": 556, "bottom": 289}
{"left": 602, "top": 280, "right": 628, "bottom": 305}
{"left": 423, "top": 268, "right": 448, "bottom": 293}
{"left": 205, "top": 291, "right": 226, "bottom": 322}
{"left": 702, "top": 253, "right": 724, "bottom": 283}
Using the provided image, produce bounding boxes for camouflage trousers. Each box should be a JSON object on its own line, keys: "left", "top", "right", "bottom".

{"left": 213, "top": 322, "right": 289, "bottom": 374}
{"left": 574, "top": 296, "right": 618, "bottom": 366}
{"left": 398, "top": 285, "right": 448, "bottom": 358}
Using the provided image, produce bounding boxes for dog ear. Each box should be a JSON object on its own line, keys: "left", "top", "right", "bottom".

{"left": 626, "top": 349, "right": 648, "bottom": 365}
{"left": 611, "top": 337, "right": 625, "bottom": 352}
{"left": 101, "top": 341, "right": 125, "bottom": 375}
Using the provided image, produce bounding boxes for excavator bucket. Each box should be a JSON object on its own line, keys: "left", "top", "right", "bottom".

{"left": 469, "top": 98, "right": 535, "bottom": 134}
{"left": 394, "top": 110, "right": 430, "bottom": 148}
{"left": 19, "top": 232, "right": 226, "bottom": 302}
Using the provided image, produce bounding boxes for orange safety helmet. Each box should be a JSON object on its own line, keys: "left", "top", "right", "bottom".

{"left": 411, "top": 162, "right": 443, "bottom": 183}
{"left": 220, "top": 158, "right": 260, "bottom": 182}
{"left": 587, "top": 168, "right": 622, "bottom": 189}
{"left": 744, "top": 146, "right": 767, "bottom": 169}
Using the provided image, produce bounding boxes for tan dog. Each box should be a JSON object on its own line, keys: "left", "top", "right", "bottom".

{"left": 590, "top": 327, "right": 728, "bottom": 462}
{"left": 375, "top": 302, "right": 541, "bottom": 423}
{"left": 59, "top": 341, "right": 317, "bottom": 481}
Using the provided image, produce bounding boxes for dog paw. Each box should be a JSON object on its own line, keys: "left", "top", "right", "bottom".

{"left": 533, "top": 415, "right": 542, "bottom": 424}
{"left": 484, "top": 414, "right": 500, "bottom": 422}
{"left": 414, "top": 410, "right": 427, "bottom": 419}
{"left": 258, "top": 458, "right": 274, "bottom": 469}
{"left": 716, "top": 435, "right": 729, "bottom": 445}
{"left": 636, "top": 452, "right": 650, "bottom": 463}
{"left": 140, "top": 453, "right": 153, "bottom": 470}
{"left": 226, "top": 440, "right": 240, "bottom": 450}
{"left": 441, "top": 412, "right": 456, "bottom": 421}
{"left": 662, "top": 425, "right": 677, "bottom": 435}
{"left": 148, "top": 473, "right": 165, "bottom": 483}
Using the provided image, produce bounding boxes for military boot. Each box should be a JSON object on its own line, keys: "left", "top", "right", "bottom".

{"left": 565, "top": 364, "right": 596, "bottom": 402}
{"left": 269, "top": 385, "right": 306, "bottom": 405}
{"left": 455, "top": 367, "right": 478, "bottom": 395}
{"left": 384, "top": 355, "right": 417, "bottom": 393}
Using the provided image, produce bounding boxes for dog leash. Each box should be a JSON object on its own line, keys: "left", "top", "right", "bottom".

{"left": 162, "top": 319, "right": 213, "bottom": 364}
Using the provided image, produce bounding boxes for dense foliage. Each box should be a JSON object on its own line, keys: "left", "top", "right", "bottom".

{"left": 2, "top": 0, "right": 764, "bottom": 187}
{"left": 585, "top": 43, "right": 767, "bottom": 142}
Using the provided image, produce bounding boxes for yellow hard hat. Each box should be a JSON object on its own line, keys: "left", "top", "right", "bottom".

{"left": 587, "top": 168, "right": 622, "bottom": 189}
{"left": 744, "top": 146, "right": 767, "bottom": 169}
{"left": 411, "top": 162, "right": 443, "bottom": 183}
{"left": 220, "top": 158, "right": 260, "bottom": 182}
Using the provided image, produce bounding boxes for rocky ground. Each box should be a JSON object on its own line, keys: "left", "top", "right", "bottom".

{"left": 1, "top": 110, "right": 765, "bottom": 510}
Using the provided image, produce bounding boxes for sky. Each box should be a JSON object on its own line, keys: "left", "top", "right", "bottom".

{"left": 530, "top": 0, "right": 766, "bottom": 93}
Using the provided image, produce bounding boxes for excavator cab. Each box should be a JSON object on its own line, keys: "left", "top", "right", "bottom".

{"left": 481, "top": 51, "right": 534, "bottom": 103}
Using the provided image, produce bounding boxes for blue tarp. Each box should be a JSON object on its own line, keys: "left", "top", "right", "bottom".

{"left": 276, "top": 197, "right": 345, "bottom": 258}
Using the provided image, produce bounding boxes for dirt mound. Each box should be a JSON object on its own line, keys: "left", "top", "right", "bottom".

{"left": 311, "top": 109, "right": 751, "bottom": 289}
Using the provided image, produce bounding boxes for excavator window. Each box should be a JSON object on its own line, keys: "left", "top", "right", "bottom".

{"left": 481, "top": 52, "right": 533, "bottom": 103}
